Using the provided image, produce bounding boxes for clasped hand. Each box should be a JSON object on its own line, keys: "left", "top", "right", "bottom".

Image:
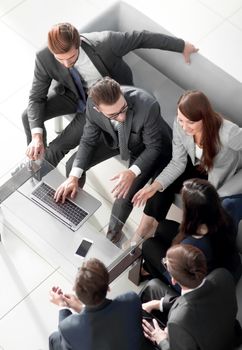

{"left": 49, "top": 286, "right": 83, "bottom": 313}
{"left": 110, "top": 169, "right": 136, "bottom": 199}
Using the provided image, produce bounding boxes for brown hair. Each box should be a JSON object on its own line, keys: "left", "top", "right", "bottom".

{"left": 89, "top": 77, "right": 122, "bottom": 106}
{"left": 178, "top": 90, "right": 222, "bottom": 171}
{"left": 48, "top": 23, "right": 80, "bottom": 54}
{"left": 166, "top": 244, "right": 207, "bottom": 289}
{"left": 74, "top": 258, "right": 109, "bottom": 305}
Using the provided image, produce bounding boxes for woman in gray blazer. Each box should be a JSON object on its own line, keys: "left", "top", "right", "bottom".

{"left": 132, "top": 90, "right": 242, "bottom": 240}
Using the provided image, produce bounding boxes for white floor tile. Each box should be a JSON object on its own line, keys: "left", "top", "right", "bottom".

{"left": 0, "top": 225, "right": 55, "bottom": 319}
{"left": 199, "top": 20, "right": 242, "bottom": 82}
{"left": 0, "top": 116, "right": 26, "bottom": 177}
{"left": 125, "top": 0, "right": 223, "bottom": 43}
{"left": 1, "top": 0, "right": 102, "bottom": 49}
{"left": 229, "top": 6, "right": 242, "bottom": 30}
{"left": 0, "top": 0, "right": 24, "bottom": 17}
{"left": 0, "top": 82, "right": 31, "bottom": 131}
{"left": 0, "top": 21, "right": 35, "bottom": 103}
{"left": 0, "top": 270, "right": 73, "bottom": 350}
{"left": 199, "top": 0, "right": 242, "bottom": 18}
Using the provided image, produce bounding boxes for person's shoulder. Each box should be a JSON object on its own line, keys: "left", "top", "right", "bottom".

{"left": 206, "top": 267, "right": 234, "bottom": 287}
{"left": 114, "top": 291, "right": 140, "bottom": 304}
{"left": 81, "top": 31, "right": 114, "bottom": 43}
{"left": 122, "top": 85, "right": 156, "bottom": 103}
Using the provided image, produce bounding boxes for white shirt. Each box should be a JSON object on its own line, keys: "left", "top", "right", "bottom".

{"left": 31, "top": 47, "right": 102, "bottom": 135}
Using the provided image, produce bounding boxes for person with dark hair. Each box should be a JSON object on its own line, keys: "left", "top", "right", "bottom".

{"left": 141, "top": 178, "right": 242, "bottom": 285}
{"left": 54, "top": 77, "right": 172, "bottom": 243}
{"left": 23, "top": 22, "right": 197, "bottom": 167}
{"left": 132, "top": 90, "right": 242, "bottom": 240}
{"left": 141, "top": 244, "right": 241, "bottom": 350}
{"left": 49, "top": 258, "right": 153, "bottom": 350}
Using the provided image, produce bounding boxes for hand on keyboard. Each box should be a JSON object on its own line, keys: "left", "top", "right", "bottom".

{"left": 54, "top": 176, "right": 79, "bottom": 203}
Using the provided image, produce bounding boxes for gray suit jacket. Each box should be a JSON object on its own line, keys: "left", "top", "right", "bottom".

{"left": 27, "top": 30, "right": 184, "bottom": 130}
{"left": 72, "top": 86, "right": 172, "bottom": 173}
{"left": 159, "top": 268, "right": 238, "bottom": 350}
{"left": 156, "top": 118, "right": 242, "bottom": 195}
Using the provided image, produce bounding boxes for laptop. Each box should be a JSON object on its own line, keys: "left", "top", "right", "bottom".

{"left": 28, "top": 168, "right": 101, "bottom": 231}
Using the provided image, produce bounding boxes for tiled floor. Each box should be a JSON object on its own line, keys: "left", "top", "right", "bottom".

{"left": 0, "top": 0, "right": 242, "bottom": 349}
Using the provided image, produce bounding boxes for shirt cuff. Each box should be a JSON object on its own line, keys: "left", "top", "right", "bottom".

{"left": 159, "top": 297, "right": 164, "bottom": 312}
{"left": 59, "top": 306, "right": 71, "bottom": 311}
{"left": 129, "top": 165, "right": 141, "bottom": 177}
{"left": 31, "top": 127, "right": 43, "bottom": 135}
{"left": 70, "top": 167, "right": 83, "bottom": 178}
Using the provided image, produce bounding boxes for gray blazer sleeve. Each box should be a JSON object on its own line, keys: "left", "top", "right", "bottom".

{"left": 109, "top": 30, "right": 185, "bottom": 56}
{"left": 27, "top": 50, "right": 53, "bottom": 129}
{"left": 155, "top": 119, "right": 188, "bottom": 189}
{"left": 73, "top": 105, "right": 102, "bottom": 170}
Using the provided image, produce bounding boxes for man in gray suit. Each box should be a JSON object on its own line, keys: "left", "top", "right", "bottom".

{"left": 54, "top": 77, "right": 172, "bottom": 242}
{"left": 142, "top": 244, "right": 240, "bottom": 350}
{"left": 23, "top": 22, "right": 197, "bottom": 167}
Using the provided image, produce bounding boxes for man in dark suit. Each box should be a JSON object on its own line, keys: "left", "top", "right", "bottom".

{"left": 49, "top": 258, "right": 153, "bottom": 350}
{"left": 54, "top": 77, "right": 172, "bottom": 242}
{"left": 142, "top": 244, "right": 240, "bottom": 350}
{"left": 23, "top": 22, "right": 197, "bottom": 167}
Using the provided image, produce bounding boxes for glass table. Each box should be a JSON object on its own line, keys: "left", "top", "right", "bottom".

{"left": 0, "top": 158, "right": 142, "bottom": 283}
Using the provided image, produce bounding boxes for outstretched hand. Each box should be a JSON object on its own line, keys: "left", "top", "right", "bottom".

{"left": 110, "top": 170, "right": 136, "bottom": 199}
{"left": 132, "top": 181, "right": 162, "bottom": 207}
{"left": 49, "top": 286, "right": 83, "bottom": 312}
{"left": 183, "top": 42, "right": 199, "bottom": 64}
{"left": 142, "top": 318, "right": 167, "bottom": 344}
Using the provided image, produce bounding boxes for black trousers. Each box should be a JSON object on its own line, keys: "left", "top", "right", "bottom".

{"left": 142, "top": 220, "right": 180, "bottom": 280}
{"left": 22, "top": 87, "right": 86, "bottom": 167}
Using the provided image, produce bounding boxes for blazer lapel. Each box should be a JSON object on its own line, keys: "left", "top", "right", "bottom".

{"left": 124, "top": 106, "right": 133, "bottom": 147}
{"left": 81, "top": 38, "right": 110, "bottom": 77}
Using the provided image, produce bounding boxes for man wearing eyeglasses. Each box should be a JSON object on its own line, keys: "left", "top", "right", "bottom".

{"left": 141, "top": 244, "right": 241, "bottom": 350}
{"left": 54, "top": 77, "right": 172, "bottom": 243}
{"left": 23, "top": 22, "right": 197, "bottom": 168}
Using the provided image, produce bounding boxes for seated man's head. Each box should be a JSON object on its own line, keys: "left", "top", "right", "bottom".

{"left": 89, "top": 77, "right": 128, "bottom": 123}
{"left": 74, "top": 258, "right": 109, "bottom": 306}
{"left": 165, "top": 244, "right": 207, "bottom": 289}
{"left": 48, "top": 23, "right": 80, "bottom": 68}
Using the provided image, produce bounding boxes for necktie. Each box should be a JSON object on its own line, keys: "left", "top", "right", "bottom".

{"left": 117, "top": 121, "right": 129, "bottom": 161}
{"left": 69, "top": 67, "right": 86, "bottom": 113}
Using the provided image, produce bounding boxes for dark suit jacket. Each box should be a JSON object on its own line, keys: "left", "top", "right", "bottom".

{"left": 159, "top": 268, "right": 238, "bottom": 350}
{"left": 72, "top": 86, "right": 172, "bottom": 173}
{"left": 56, "top": 292, "right": 151, "bottom": 350}
{"left": 27, "top": 30, "right": 184, "bottom": 129}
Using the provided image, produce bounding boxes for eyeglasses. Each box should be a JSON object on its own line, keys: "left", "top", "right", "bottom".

{"left": 106, "top": 104, "right": 129, "bottom": 120}
{"left": 161, "top": 257, "right": 168, "bottom": 269}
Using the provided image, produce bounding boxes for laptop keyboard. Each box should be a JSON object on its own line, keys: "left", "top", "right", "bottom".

{"left": 32, "top": 182, "right": 88, "bottom": 226}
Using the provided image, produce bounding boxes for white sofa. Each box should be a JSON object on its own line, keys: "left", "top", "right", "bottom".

{"left": 57, "top": 0, "right": 242, "bottom": 336}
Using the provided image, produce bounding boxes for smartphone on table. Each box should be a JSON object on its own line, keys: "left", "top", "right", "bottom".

{"left": 75, "top": 238, "right": 93, "bottom": 258}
